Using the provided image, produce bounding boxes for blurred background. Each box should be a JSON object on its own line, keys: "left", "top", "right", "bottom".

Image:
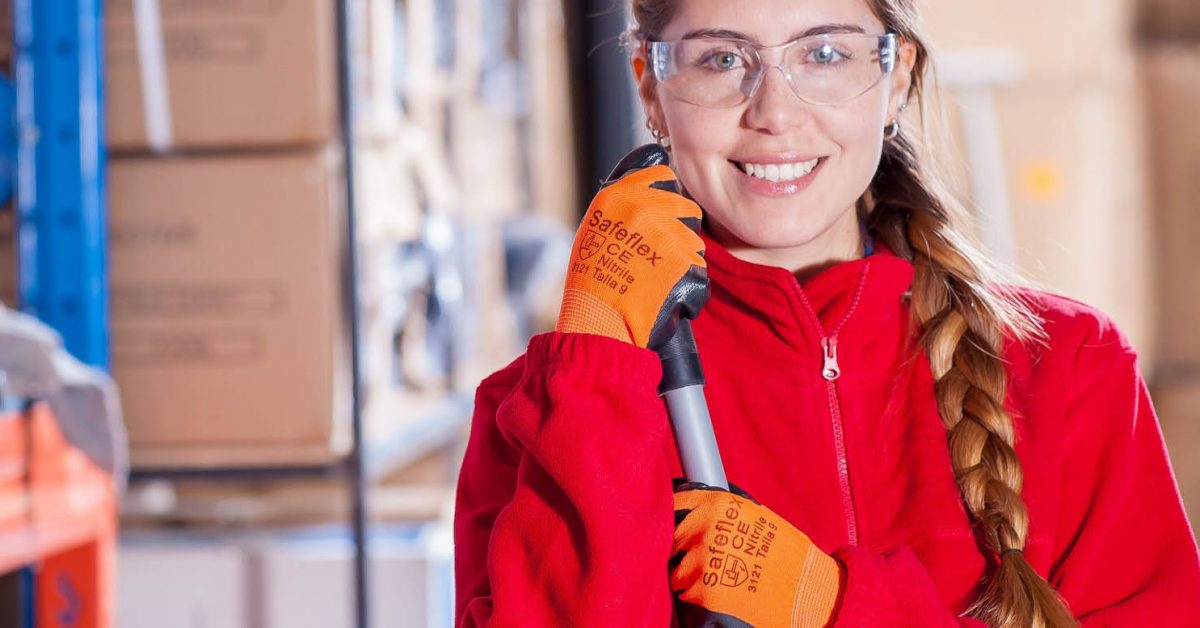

{"left": 0, "top": 0, "right": 1196, "bottom": 626}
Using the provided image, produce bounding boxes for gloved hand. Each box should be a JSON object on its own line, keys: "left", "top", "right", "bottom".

{"left": 556, "top": 145, "right": 708, "bottom": 350}
{"left": 671, "top": 484, "right": 844, "bottom": 628}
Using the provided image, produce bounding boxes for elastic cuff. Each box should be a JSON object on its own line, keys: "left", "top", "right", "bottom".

{"left": 525, "top": 331, "right": 662, "bottom": 395}
{"left": 830, "top": 545, "right": 896, "bottom": 626}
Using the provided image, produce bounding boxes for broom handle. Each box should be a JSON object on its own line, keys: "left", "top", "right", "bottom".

{"left": 657, "top": 320, "right": 728, "bottom": 489}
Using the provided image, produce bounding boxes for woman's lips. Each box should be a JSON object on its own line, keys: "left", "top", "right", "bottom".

{"left": 729, "top": 157, "right": 826, "bottom": 197}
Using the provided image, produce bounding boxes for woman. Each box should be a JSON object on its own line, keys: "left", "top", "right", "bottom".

{"left": 454, "top": 0, "right": 1200, "bottom": 625}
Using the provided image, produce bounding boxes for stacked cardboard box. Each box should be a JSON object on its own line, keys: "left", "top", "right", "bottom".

{"left": 0, "top": 209, "right": 14, "bottom": 306}
{"left": 107, "top": 151, "right": 352, "bottom": 468}
{"left": 1156, "top": 384, "right": 1200, "bottom": 527}
{"left": 117, "top": 525, "right": 450, "bottom": 628}
{"left": 99, "top": 0, "right": 574, "bottom": 478}
{"left": 118, "top": 539, "right": 250, "bottom": 628}
{"left": 0, "top": 0, "right": 425, "bottom": 468}
{"left": 925, "top": 0, "right": 1200, "bottom": 538}
{"left": 919, "top": 0, "right": 1155, "bottom": 363}
{"left": 2, "top": 0, "right": 568, "bottom": 491}
{"left": 1138, "top": 5, "right": 1200, "bottom": 527}
{"left": 102, "top": 0, "right": 337, "bottom": 152}
{"left": 100, "top": 0, "right": 355, "bottom": 468}
{"left": 919, "top": 0, "right": 1135, "bottom": 82}
{"left": 1143, "top": 47, "right": 1200, "bottom": 379}
{"left": 1139, "top": 0, "right": 1200, "bottom": 41}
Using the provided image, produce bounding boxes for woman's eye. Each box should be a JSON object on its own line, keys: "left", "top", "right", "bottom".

{"left": 809, "top": 45, "right": 848, "bottom": 64}
{"left": 704, "top": 51, "right": 743, "bottom": 70}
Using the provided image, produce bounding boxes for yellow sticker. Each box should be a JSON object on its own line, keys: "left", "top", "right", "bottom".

{"left": 1020, "top": 161, "right": 1064, "bottom": 203}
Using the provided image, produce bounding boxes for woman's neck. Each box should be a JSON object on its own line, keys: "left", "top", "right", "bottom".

{"left": 707, "top": 210, "right": 866, "bottom": 282}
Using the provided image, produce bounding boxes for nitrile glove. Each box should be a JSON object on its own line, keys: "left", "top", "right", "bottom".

{"left": 556, "top": 144, "right": 708, "bottom": 350}
{"left": 671, "top": 484, "right": 844, "bottom": 627}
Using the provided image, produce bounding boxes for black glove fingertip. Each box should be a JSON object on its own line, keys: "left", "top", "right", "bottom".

{"left": 651, "top": 179, "right": 682, "bottom": 194}
{"left": 679, "top": 215, "right": 701, "bottom": 233}
{"left": 602, "top": 143, "right": 670, "bottom": 187}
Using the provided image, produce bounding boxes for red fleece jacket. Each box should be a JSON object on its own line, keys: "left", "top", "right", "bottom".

{"left": 454, "top": 233, "right": 1200, "bottom": 626}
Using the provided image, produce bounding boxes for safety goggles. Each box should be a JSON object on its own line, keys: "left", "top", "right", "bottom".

{"left": 646, "top": 32, "right": 900, "bottom": 108}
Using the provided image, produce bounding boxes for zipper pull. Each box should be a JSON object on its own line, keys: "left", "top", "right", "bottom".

{"left": 821, "top": 336, "right": 841, "bottom": 381}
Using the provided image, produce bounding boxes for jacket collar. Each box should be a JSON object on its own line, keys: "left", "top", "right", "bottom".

{"left": 700, "top": 230, "right": 917, "bottom": 343}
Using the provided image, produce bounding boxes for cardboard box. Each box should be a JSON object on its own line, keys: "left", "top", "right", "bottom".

{"left": 1143, "top": 46, "right": 1200, "bottom": 376}
{"left": 250, "top": 527, "right": 452, "bottom": 628}
{"left": 355, "top": 139, "right": 422, "bottom": 245}
{"left": 1139, "top": 0, "right": 1200, "bottom": 41}
{"left": 1153, "top": 382, "right": 1200, "bottom": 535}
{"left": 0, "top": 0, "right": 403, "bottom": 150}
{"left": 108, "top": 149, "right": 351, "bottom": 468}
{"left": 353, "top": 0, "right": 402, "bottom": 141}
{"left": 0, "top": 209, "right": 15, "bottom": 307}
{"left": 993, "top": 74, "right": 1154, "bottom": 363}
{"left": 936, "top": 69, "right": 1155, "bottom": 364}
{"left": 919, "top": 0, "right": 1135, "bottom": 81}
{"left": 117, "top": 538, "right": 250, "bottom": 628}
{"left": 103, "top": 0, "right": 337, "bottom": 151}
{"left": 525, "top": 0, "right": 582, "bottom": 226}
{"left": 450, "top": 101, "right": 526, "bottom": 222}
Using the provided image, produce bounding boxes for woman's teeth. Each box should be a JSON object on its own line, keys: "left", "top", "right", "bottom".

{"left": 741, "top": 158, "right": 820, "bottom": 182}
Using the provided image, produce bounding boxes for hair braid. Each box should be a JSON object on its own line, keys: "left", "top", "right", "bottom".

{"left": 871, "top": 128, "right": 1076, "bottom": 628}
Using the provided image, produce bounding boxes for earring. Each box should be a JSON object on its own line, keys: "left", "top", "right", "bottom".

{"left": 883, "top": 98, "right": 908, "bottom": 141}
{"left": 646, "top": 119, "right": 671, "bottom": 149}
{"left": 883, "top": 119, "right": 901, "bottom": 141}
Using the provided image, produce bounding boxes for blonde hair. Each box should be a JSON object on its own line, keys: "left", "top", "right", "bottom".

{"left": 631, "top": 1, "right": 1077, "bottom": 625}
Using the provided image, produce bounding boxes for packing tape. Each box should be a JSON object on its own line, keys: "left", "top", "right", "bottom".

{"left": 132, "top": 0, "right": 173, "bottom": 153}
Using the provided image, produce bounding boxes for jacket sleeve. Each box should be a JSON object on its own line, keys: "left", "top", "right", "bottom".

{"left": 830, "top": 319, "right": 1200, "bottom": 627}
{"left": 1045, "top": 321, "right": 1200, "bottom": 624}
{"left": 453, "top": 332, "right": 677, "bottom": 627}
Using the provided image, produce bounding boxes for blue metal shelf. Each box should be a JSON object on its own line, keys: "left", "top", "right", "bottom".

{"left": 5, "top": 2, "right": 107, "bottom": 627}
{"left": 12, "top": 0, "right": 108, "bottom": 370}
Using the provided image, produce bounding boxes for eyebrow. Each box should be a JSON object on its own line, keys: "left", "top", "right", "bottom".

{"left": 680, "top": 24, "right": 867, "bottom": 44}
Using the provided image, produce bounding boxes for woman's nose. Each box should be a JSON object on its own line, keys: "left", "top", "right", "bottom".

{"left": 742, "top": 66, "right": 805, "bottom": 135}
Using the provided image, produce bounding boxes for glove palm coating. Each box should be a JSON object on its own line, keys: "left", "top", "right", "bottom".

{"left": 556, "top": 145, "right": 708, "bottom": 350}
{"left": 671, "top": 485, "right": 844, "bottom": 628}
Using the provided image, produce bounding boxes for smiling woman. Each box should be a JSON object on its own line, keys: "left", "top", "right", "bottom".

{"left": 632, "top": 0, "right": 912, "bottom": 270}
{"left": 452, "top": 0, "right": 1200, "bottom": 626}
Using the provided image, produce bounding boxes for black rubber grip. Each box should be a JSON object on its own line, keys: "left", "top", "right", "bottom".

{"left": 657, "top": 319, "right": 705, "bottom": 393}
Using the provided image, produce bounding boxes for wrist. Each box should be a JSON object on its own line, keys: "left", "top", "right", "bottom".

{"left": 555, "top": 288, "right": 635, "bottom": 345}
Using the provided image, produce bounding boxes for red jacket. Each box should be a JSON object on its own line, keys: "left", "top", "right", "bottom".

{"left": 454, "top": 233, "right": 1200, "bottom": 626}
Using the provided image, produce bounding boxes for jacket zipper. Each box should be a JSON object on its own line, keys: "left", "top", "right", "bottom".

{"left": 791, "top": 264, "right": 870, "bottom": 547}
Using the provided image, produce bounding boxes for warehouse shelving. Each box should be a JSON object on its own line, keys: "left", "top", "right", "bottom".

{"left": 0, "top": 0, "right": 117, "bottom": 627}
{"left": 0, "top": 403, "right": 117, "bottom": 628}
{"left": 0, "top": 1, "right": 385, "bottom": 627}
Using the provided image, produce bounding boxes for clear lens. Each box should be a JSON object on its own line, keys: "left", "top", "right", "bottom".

{"left": 650, "top": 33, "right": 898, "bottom": 108}
{"left": 650, "top": 39, "right": 761, "bottom": 109}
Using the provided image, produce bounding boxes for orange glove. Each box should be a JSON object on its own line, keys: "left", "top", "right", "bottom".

{"left": 671, "top": 485, "right": 844, "bottom": 628}
{"left": 556, "top": 145, "right": 708, "bottom": 350}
